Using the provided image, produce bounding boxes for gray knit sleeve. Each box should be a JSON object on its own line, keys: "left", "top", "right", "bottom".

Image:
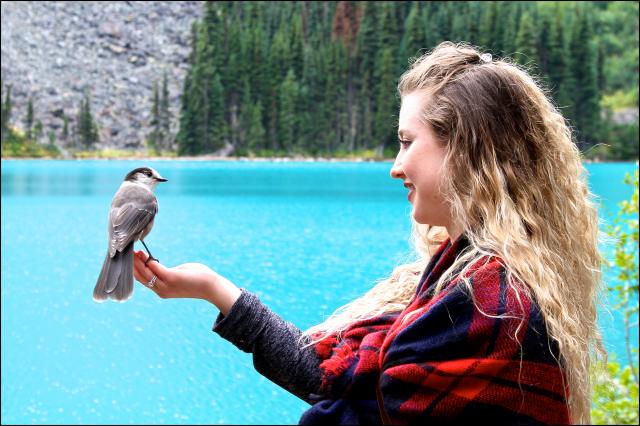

{"left": 212, "top": 289, "right": 323, "bottom": 405}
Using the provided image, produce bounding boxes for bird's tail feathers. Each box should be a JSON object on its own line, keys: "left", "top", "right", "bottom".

{"left": 93, "top": 242, "right": 134, "bottom": 303}
{"left": 113, "top": 243, "right": 134, "bottom": 302}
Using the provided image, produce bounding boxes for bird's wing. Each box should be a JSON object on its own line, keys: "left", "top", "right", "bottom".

{"left": 108, "top": 197, "right": 158, "bottom": 257}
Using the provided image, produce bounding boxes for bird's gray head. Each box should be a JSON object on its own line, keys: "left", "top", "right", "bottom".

{"left": 124, "top": 167, "right": 168, "bottom": 189}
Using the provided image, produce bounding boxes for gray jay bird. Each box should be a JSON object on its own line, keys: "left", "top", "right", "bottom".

{"left": 93, "top": 166, "right": 168, "bottom": 302}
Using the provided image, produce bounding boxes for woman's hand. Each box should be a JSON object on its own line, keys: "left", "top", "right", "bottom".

{"left": 133, "top": 250, "right": 241, "bottom": 315}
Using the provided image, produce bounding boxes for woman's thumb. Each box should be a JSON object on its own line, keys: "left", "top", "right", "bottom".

{"left": 138, "top": 252, "right": 169, "bottom": 280}
{"left": 147, "top": 259, "right": 168, "bottom": 277}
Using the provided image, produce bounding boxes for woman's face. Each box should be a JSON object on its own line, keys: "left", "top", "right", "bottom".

{"left": 391, "top": 91, "right": 452, "bottom": 229}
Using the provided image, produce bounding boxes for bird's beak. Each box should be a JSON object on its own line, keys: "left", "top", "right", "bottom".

{"left": 156, "top": 177, "right": 168, "bottom": 182}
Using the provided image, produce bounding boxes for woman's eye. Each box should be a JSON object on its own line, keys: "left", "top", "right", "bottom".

{"left": 398, "top": 139, "right": 412, "bottom": 148}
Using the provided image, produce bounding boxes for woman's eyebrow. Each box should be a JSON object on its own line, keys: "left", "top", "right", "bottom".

{"left": 398, "top": 129, "right": 414, "bottom": 139}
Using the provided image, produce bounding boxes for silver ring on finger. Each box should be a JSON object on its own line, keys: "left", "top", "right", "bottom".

{"left": 147, "top": 275, "right": 158, "bottom": 288}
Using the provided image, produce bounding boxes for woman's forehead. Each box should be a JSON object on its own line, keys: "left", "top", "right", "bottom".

{"left": 399, "top": 92, "right": 429, "bottom": 132}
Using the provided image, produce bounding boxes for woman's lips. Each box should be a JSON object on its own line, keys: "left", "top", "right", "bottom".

{"left": 404, "top": 182, "right": 415, "bottom": 202}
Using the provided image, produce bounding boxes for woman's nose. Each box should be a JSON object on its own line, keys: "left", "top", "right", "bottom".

{"left": 390, "top": 157, "right": 405, "bottom": 180}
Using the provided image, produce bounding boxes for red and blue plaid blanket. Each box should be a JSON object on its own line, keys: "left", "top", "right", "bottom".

{"left": 300, "top": 236, "right": 570, "bottom": 424}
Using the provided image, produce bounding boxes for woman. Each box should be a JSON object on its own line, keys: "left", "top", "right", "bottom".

{"left": 133, "top": 42, "right": 604, "bottom": 424}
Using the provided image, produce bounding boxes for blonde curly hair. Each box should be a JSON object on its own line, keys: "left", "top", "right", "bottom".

{"left": 300, "top": 42, "right": 605, "bottom": 424}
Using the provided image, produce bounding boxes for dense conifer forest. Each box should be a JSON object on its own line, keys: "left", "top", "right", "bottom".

{"left": 173, "top": 1, "right": 638, "bottom": 159}
{"left": 2, "top": 1, "right": 638, "bottom": 159}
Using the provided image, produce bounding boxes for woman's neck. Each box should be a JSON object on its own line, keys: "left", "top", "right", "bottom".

{"left": 446, "top": 222, "right": 463, "bottom": 243}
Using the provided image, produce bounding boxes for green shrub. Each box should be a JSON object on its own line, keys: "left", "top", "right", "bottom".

{"left": 1, "top": 129, "right": 61, "bottom": 158}
{"left": 592, "top": 358, "right": 639, "bottom": 425}
{"left": 592, "top": 166, "right": 639, "bottom": 424}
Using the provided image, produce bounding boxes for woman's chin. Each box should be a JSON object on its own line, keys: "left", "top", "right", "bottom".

{"left": 411, "top": 203, "right": 440, "bottom": 226}
{"left": 411, "top": 208, "right": 429, "bottom": 225}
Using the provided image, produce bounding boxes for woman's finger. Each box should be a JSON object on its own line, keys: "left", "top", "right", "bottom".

{"left": 133, "top": 255, "right": 151, "bottom": 283}
{"left": 133, "top": 255, "right": 162, "bottom": 292}
{"left": 141, "top": 253, "right": 171, "bottom": 283}
{"left": 133, "top": 251, "right": 149, "bottom": 279}
{"left": 133, "top": 261, "right": 144, "bottom": 283}
{"left": 136, "top": 250, "right": 149, "bottom": 263}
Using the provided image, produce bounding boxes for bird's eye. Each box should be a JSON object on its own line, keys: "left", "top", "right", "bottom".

{"left": 145, "top": 171, "right": 152, "bottom": 177}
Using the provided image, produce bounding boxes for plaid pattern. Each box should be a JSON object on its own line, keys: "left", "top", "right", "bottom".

{"left": 299, "top": 237, "right": 570, "bottom": 424}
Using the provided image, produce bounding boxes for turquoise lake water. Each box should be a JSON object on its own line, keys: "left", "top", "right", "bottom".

{"left": 1, "top": 159, "right": 638, "bottom": 424}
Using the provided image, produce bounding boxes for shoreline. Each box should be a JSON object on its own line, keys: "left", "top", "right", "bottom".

{"left": 1, "top": 155, "right": 396, "bottom": 163}
{"left": 1, "top": 153, "right": 637, "bottom": 164}
{"left": 2, "top": 157, "right": 637, "bottom": 164}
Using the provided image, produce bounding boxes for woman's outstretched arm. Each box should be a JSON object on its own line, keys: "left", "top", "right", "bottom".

{"left": 213, "top": 289, "right": 323, "bottom": 404}
{"left": 133, "top": 250, "right": 323, "bottom": 404}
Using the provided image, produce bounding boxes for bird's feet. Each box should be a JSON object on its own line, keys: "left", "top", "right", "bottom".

{"left": 140, "top": 240, "right": 159, "bottom": 265}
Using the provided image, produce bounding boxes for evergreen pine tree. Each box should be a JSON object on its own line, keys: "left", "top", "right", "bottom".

{"left": 420, "top": 4, "right": 437, "bottom": 49}
{"left": 374, "top": 48, "right": 397, "bottom": 154}
{"left": 265, "top": 21, "right": 293, "bottom": 151}
{"left": 356, "top": 1, "right": 378, "bottom": 79}
{"left": 225, "top": 20, "right": 243, "bottom": 149}
{"left": 34, "top": 120, "right": 43, "bottom": 142}
{"left": 500, "top": 3, "right": 522, "bottom": 56}
{"left": 62, "top": 115, "right": 69, "bottom": 145}
{"left": 88, "top": 94, "right": 99, "bottom": 147}
{"left": 248, "top": 23, "right": 267, "bottom": 109}
{"left": 333, "top": 41, "right": 349, "bottom": 152}
{"left": 76, "top": 90, "right": 99, "bottom": 149}
{"left": 207, "top": 73, "right": 227, "bottom": 153}
{"left": 177, "top": 22, "right": 201, "bottom": 156}
{"left": 160, "top": 70, "right": 171, "bottom": 151}
{"left": 450, "top": 3, "right": 469, "bottom": 43}
{"left": 148, "top": 81, "right": 160, "bottom": 152}
{"left": 515, "top": 12, "right": 539, "bottom": 75}
{"left": 1, "top": 83, "right": 12, "bottom": 142}
{"left": 479, "top": 1, "right": 498, "bottom": 50}
{"left": 400, "top": 2, "right": 424, "bottom": 64}
{"left": 25, "top": 97, "right": 34, "bottom": 140}
{"left": 548, "top": 7, "right": 574, "bottom": 121}
{"left": 279, "top": 69, "right": 299, "bottom": 154}
{"left": 247, "top": 101, "right": 265, "bottom": 153}
{"left": 238, "top": 78, "right": 253, "bottom": 153}
{"left": 318, "top": 43, "right": 337, "bottom": 153}
{"left": 377, "top": 2, "right": 398, "bottom": 49}
{"left": 569, "top": 5, "right": 600, "bottom": 148}
{"left": 0, "top": 80, "right": 3, "bottom": 136}
{"left": 493, "top": 2, "right": 519, "bottom": 55}
{"left": 47, "top": 130, "right": 56, "bottom": 146}
{"left": 300, "top": 40, "right": 323, "bottom": 154}
{"left": 466, "top": 2, "right": 483, "bottom": 47}
{"left": 203, "top": 2, "right": 227, "bottom": 70}
{"left": 432, "top": 4, "right": 452, "bottom": 47}
{"left": 290, "top": 10, "right": 305, "bottom": 80}
{"left": 596, "top": 39, "right": 606, "bottom": 94}
{"left": 188, "top": 21, "right": 214, "bottom": 154}
{"left": 332, "top": 1, "right": 360, "bottom": 152}
{"left": 356, "top": 2, "right": 379, "bottom": 148}
{"left": 537, "top": 11, "right": 552, "bottom": 79}
{"left": 72, "top": 110, "right": 80, "bottom": 148}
